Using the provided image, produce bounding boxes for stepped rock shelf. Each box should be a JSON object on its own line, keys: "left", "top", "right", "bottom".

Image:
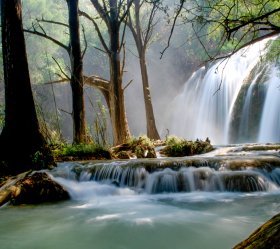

{"left": 51, "top": 143, "right": 280, "bottom": 248}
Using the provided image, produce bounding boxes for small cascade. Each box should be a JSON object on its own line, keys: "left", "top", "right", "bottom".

{"left": 169, "top": 37, "right": 280, "bottom": 144}
{"left": 52, "top": 159, "right": 280, "bottom": 194}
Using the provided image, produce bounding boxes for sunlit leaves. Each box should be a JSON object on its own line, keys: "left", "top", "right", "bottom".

{"left": 188, "top": 0, "right": 280, "bottom": 59}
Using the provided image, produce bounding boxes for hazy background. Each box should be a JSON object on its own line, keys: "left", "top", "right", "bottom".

{"left": 0, "top": 0, "right": 206, "bottom": 143}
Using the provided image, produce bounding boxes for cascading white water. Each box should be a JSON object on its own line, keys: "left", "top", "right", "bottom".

{"left": 52, "top": 159, "right": 280, "bottom": 194}
{"left": 2, "top": 150, "right": 280, "bottom": 249}
{"left": 168, "top": 37, "right": 280, "bottom": 144}
{"left": 258, "top": 66, "right": 280, "bottom": 142}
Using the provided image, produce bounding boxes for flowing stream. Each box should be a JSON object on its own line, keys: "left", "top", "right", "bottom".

{"left": 1, "top": 145, "right": 280, "bottom": 249}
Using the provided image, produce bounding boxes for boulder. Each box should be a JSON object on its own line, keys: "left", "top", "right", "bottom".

{"left": 0, "top": 171, "right": 70, "bottom": 206}
{"left": 233, "top": 213, "right": 280, "bottom": 249}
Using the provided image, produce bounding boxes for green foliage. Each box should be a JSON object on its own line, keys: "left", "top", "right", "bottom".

{"left": 30, "top": 145, "right": 55, "bottom": 170}
{"left": 162, "top": 136, "right": 214, "bottom": 157}
{"left": 23, "top": 0, "right": 69, "bottom": 85}
{"left": 265, "top": 38, "right": 280, "bottom": 67}
{"left": 192, "top": 0, "right": 280, "bottom": 57}
{"left": 128, "top": 135, "right": 155, "bottom": 158}
{"left": 112, "top": 135, "right": 156, "bottom": 159}
{"left": 57, "top": 144, "right": 111, "bottom": 160}
{"left": 90, "top": 99, "right": 109, "bottom": 147}
{"left": 128, "top": 135, "right": 154, "bottom": 148}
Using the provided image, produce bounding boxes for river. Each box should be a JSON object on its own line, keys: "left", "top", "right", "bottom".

{"left": 1, "top": 145, "right": 280, "bottom": 249}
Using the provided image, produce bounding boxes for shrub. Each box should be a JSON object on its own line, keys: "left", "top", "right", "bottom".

{"left": 112, "top": 135, "right": 156, "bottom": 159}
{"left": 161, "top": 136, "right": 214, "bottom": 157}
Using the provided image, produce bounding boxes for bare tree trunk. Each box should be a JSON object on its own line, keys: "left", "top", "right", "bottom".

{"left": 139, "top": 51, "right": 160, "bottom": 140}
{"left": 109, "top": 16, "right": 130, "bottom": 145}
{"left": 86, "top": 0, "right": 132, "bottom": 145}
{"left": 128, "top": 0, "right": 160, "bottom": 140}
{"left": 0, "top": 0, "right": 46, "bottom": 173}
{"left": 67, "top": 0, "right": 87, "bottom": 144}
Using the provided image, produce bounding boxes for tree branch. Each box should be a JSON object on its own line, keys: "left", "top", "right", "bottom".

{"left": 160, "top": 0, "right": 185, "bottom": 59}
{"left": 36, "top": 17, "right": 69, "bottom": 28}
{"left": 227, "top": 7, "right": 280, "bottom": 37}
{"left": 90, "top": 0, "right": 110, "bottom": 27}
{"left": 123, "top": 79, "right": 133, "bottom": 91}
{"left": 83, "top": 75, "right": 110, "bottom": 92}
{"left": 24, "top": 25, "right": 69, "bottom": 52}
{"left": 81, "top": 24, "right": 88, "bottom": 59}
{"left": 79, "top": 10, "right": 110, "bottom": 54}
{"left": 52, "top": 57, "right": 71, "bottom": 80}
{"left": 119, "top": 0, "right": 134, "bottom": 25}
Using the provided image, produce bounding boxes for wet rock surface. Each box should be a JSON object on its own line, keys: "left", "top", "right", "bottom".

{"left": 233, "top": 213, "right": 280, "bottom": 249}
{"left": 0, "top": 171, "right": 70, "bottom": 206}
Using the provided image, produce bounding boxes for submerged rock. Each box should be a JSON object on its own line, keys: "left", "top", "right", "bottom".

{"left": 233, "top": 213, "right": 280, "bottom": 249}
{"left": 0, "top": 171, "right": 70, "bottom": 206}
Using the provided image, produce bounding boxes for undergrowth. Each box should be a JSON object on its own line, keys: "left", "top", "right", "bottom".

{"left": 161, "top": 136, "right": 214, "bottom": 157}
{"left": 53, "top": 143, "right": 112, "bottom": 160}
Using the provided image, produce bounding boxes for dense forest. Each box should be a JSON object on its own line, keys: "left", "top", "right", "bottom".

{"left": 0, "top": 0, "right": 279, "bottom": 172}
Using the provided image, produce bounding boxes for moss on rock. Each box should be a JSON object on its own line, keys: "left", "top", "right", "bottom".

{"left": 111, "top": 136, "right": 157, "bottom": 159}
{"left": 234, "top": 213, "right": 280, "bottom": 249}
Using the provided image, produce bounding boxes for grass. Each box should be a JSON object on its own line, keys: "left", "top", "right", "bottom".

{"left": 53, "top": 143, "right": 112, "bottom": 161}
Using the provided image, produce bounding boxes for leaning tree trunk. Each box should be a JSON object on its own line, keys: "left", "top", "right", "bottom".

{"left": 67, "top": 0, "right": 87, "bottom": 144}
{"left": 0, "top": 0, "right": 46, "bottom": 173}
{"left": 108, "top": 19, "right": 130, "bottom": 145}
{"left": 139, "top": 50, "right": 160, "bottom": 140}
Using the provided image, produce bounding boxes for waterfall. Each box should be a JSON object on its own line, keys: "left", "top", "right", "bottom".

{"left": 168, "top": 37, "right": 280, "bottom": 144}
{"left": 258, "top": 66, "right": 280, "bottom": 142}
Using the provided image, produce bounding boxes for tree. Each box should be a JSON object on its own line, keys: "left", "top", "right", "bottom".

{"left": 0, "top": 0, "right": 47, "bottom": 173}
{"left": 66, "top": 0, "right": 87, "bottom": 144}
{"left": 127, "top": 0, "right": 161, "bottom": 140}
{"left": 23, "top": 1, "right": 96, "bottom": 145}
{"left": 181, "top": 0, "right": 280, "bottom": 60}
{"left": 80, "top": 0, "right": 133, "bottom": 145}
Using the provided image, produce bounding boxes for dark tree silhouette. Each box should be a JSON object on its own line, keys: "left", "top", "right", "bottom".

{"left": 0, "top": 0, "right": 47, "bottom": 174}
{"left": 66, "top": 0, "right": 87, "bottom": 144}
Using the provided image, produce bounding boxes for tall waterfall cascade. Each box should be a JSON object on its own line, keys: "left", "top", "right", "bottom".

{"left": 169, "top": 37, "right": 280, "bottom": 144}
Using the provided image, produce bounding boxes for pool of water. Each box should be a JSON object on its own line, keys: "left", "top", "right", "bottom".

{"left": 1, "top": 177, "right": 279, "bottom": 249}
